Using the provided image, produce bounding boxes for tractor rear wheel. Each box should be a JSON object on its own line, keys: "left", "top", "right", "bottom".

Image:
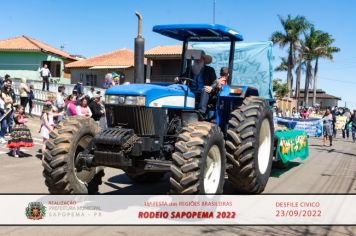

{"left": 42, "top": 116, "right": 104, "bottom": 194}
{"left": 226, "top": 96, "right": 274, "bottom": 193}
{"left": 170, "top": 122, "right": 226, "bottom": 194}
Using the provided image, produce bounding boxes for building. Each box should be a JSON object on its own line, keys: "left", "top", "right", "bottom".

{"left": 145, "top": 45, "right": 182, "bottom": 83}
{"left": 66, "top": 49, "right": 135, "bottom": 87}
{"left": 0, "top": 35, "right": 77, "bottom": 83}
{"left": 298, "top": 89, "right": 341, "bottom": 108}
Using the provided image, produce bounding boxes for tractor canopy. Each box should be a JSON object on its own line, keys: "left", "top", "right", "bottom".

{"left": 152, "top": 24, "right": 243, "bottom": 42}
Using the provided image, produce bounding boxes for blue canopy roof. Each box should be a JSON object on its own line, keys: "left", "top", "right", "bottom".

{"left": 152, "top": 24, "right": 243, "bottom": 42}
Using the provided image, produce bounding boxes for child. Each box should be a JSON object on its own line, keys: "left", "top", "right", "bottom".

{"left": 28, "top": 85, "right": 35, "bottom": 116}
{"left": 0, "top": 96, "right": 7, "bottom": 144}
{"left": 7, "top": 105, "right": 33, "bottom": 157}
{"left": 39, "top": 103, "right": 55, "bottom": 156}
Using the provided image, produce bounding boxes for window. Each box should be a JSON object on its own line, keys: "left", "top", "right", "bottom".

{"left": 42, "top": 61, "right": 61, "bottom": 77}
{"left": 85, "top": 73, "right": 97, "bottom": 86}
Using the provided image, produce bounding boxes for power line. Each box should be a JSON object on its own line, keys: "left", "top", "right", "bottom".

{"left": 318, "top": 76, "right": 356, "bottom": 84}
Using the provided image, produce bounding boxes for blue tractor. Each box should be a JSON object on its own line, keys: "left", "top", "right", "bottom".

{"left": 43, "top": 15, "right": 274, "bottom": 194}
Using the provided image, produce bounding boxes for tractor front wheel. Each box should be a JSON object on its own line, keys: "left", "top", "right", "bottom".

{"left": 42, "top": 116, "right": 104, "bottom": 194}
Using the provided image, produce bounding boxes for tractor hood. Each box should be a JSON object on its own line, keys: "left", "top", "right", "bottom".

{"left": 105, "top": 83, "right": 195, "bottom": 109}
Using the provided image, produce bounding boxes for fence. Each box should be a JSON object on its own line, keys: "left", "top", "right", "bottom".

{"left": 12, "top": 79, "right": 105, "bottom": 116}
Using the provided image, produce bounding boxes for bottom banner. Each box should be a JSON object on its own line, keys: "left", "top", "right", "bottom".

{"left": 0, "top": 195, "right": 355, "bottom": 225}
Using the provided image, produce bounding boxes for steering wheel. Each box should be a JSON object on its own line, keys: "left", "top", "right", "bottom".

{"left": 175, "top": 77, "right": 194, "bottom": 84}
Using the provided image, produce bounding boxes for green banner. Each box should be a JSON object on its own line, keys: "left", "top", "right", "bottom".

{"left": 274, "top": 130, "right": 309, "bottom": 164}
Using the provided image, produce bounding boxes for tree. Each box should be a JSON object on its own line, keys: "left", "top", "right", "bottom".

{"left": 271, "top": 15, "right": 311, "bottom": 97}
{"left": 302, "top": 27, "right": 340, "bottom": 106}
{"left": 273, "top": 79, "right": 289, "bottom": 98}
{"left": 312, "top": 34, "right": 340, "bottom": 105}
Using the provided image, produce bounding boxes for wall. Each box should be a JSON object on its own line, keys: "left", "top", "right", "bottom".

{"left": 70, "top": 67, "right": 134, "bottom": 87}
{"left": 150, "top": 59, "right": 180, "bottom": 83}
{"left": 298, "top": 98, "right": 339, "bottom": 108}
{"left": 0, "top": 51, "right": 70, "bottom": 83}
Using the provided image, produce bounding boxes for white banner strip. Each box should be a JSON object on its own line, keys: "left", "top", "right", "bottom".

{"left": 0, "top": 195, "right": 355, "bottom": 225}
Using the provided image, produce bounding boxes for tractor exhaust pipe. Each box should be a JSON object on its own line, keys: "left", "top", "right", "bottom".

{"left": 134, "top": 12, "right": 145, "bottom": 84}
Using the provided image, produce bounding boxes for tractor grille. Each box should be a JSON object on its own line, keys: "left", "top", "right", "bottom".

{"left": 106, "top": 106, "right": 167, "bottom": 136}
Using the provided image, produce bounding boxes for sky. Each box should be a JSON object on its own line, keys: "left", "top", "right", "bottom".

{"left": 1, "top": 0, "right": 355, "bottom": 109}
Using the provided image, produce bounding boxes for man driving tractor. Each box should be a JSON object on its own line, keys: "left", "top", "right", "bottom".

{"left": 176, "top": 50, "right": 229, "bottom": 117}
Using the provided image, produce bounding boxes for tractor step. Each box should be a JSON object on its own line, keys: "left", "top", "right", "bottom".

{"left": 144, "top": 159, "right": 172, "bottom": 172}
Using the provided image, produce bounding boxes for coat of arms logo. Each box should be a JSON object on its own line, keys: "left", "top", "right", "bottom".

{"left": 25, "top": 202, "right": 46, "bottom": 220}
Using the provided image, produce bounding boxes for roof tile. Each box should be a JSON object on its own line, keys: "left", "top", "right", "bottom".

{"left": 66, "top": 49, "right": 134, "bottom": 68}
{"left": 0, "top": 35, "right": 76, "bottom": 60}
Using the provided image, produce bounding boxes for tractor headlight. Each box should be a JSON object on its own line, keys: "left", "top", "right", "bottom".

{"left": 105, "top": 95, "right": 146, "bottom": 106}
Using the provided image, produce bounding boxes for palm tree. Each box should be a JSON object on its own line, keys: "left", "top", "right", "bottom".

{"left": 302, "top": 27, "right": 320, "bottom": 106}
{"left": 275, "top": 57, "right": 289, "bottom": 72}
{"left": 302, "top": 27, "right": 340, "bottom": 106}
{"left": 271, "top": 15, "right": 311, "bottom": 97}
{"left": 311, "top": 34, "right": 340, "bottom": 105}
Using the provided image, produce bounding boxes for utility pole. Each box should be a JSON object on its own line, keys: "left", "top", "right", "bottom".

{"left": 213, "top": 0, "right": 216, "bottom": 24}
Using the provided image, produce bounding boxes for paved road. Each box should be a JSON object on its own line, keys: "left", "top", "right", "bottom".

{"left": 1, "top": 117, "right": 356, "bottom": 236}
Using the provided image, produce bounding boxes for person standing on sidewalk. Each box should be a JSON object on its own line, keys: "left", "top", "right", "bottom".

{"left": 28, "top": 85, "right": 35, "bottom": 117}
{"left": 19, "top": 78, "right": 30, "bottom": 113}
{"left": 0, "top": 96, "right": 7, "bottom": 144}
{"left": 0, "top": 78, "right": 16, "bottom": 135}
{"left": 40, "top": 64, "right": 51, "bottom": 91}
{"left": 346, "top": 109, "right": 356, "bottom": 143}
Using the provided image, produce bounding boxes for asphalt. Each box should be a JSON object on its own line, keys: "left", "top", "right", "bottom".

{"left": 0, "top": 117, "right": 355, "bottom": 235}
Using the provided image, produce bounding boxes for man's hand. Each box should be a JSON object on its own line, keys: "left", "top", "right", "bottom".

{"left": 204, "top": 86, "right": 213, "bottom": 93}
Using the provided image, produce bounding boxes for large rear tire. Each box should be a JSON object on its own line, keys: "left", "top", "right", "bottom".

{"left": 170, "top": 122, "right": 226, "bottom": 194}
{"left": 226, "top": 96, "right": 274, "bottom": 193}
{"left": 42, "top": 116, "right": 104, "bottom": 194}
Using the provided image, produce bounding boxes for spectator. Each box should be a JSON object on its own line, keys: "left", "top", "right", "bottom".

{"left": 39, "top": 103, "right": 55, "bottom": 157}
{"left": 322, "top": 108, "right": 333, "bottom": 146}
{"left": 0, "top": 95, "right": 7, "bottom": 144}
{"left": 292, "top": 107, "right": 300, "bottom": 118}
{"left": 73, "top": 80, "right": 84, "bottom": 96}
{"left": 19, "top": 78, "right": 30, "bottom": 113}
{"left": 40, "top": 64, "right": 51, "bottom": 91}
{"left": 55, "top": 86, "right": 66, "bottom": 121}
{"left": 112, "top": 72, "right": 120, "bottom": 85}
{"left": 7, "top": 105, "right": 34, "bottom": 157}
{"left": 346, "top": 110, "right": 356, "bottom": 143}
{"left": 103, "top": 73, "right": 114, "bottom": 89}
{"left": 89, "top": 94, "right": 104, "bottom": 122}
{"left": 0, "top": 78, "right": 16, "bottom": 135}
{"left": 342, "top": 108, "right": 351, "bottom": 139}
{"left": 331, "top": 106, "right": 338, "bottom": 138}
{"left": 86, "top": 87, "right": 95, "bottom": 99}
{"left": 284, "top": 108, "right": 290, "bottom": 118}
{"left": 28, "top": 85, "right": 35, "bottom": 117}
{"left": 0, "top": 74, "right": 10, "bottom": 89}
{"left": 300, "top": 108, "right": 309, "bottom": 119}
{"left": 76, "top": 97, "right": 92, "bottom": 117}
{"left": 66, "top": 95, "right": 78, "bottom": 116}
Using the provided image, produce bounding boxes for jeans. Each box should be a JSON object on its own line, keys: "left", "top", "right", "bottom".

{"left": 0, "top": 118, "right": 6, "bottom": 138}
{"left": 20, "top": 97, "right": 28, "bottom": 113}
{"left": 5, "top": 110, "right": 14, "bottom": 134}
{"left": 352, "top": 126, "right": 356, "bottom": 141}
{"left": 342, "top": 127, "right": 349, "bottom": 139}
{"left": 42, "top": 76, "right": 49, "bottom": 91}
{"left": 198, "top": 90, "right": 210, "bottom": 114}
